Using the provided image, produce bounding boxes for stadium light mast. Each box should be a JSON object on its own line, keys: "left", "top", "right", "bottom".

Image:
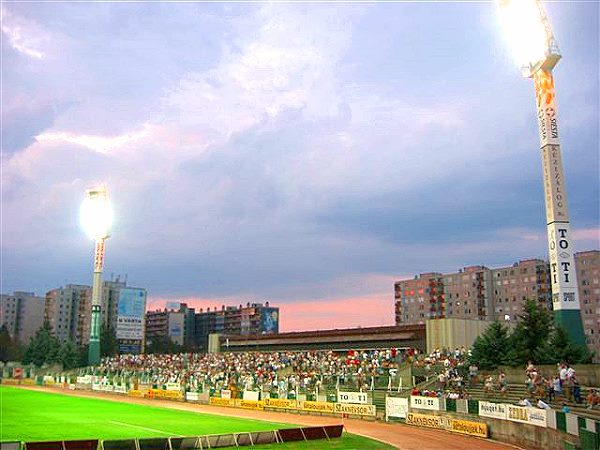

{"left": 81, "top": 185, "right": 113, "bottom": 365}
{"left": 498, "top": 0, "right": 585, "bottom": 345}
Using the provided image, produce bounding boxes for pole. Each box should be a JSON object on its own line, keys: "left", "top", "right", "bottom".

{"left": 88, "top": 238, "right": 105, "bottom": 365}
{"left": 532, "top": 68, "right": 586, "bottom": 345}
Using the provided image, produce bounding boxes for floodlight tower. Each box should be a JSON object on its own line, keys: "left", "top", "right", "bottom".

{"left": 498, "top": 0, "right": 585, "bottom": 345}
{"left": 81, "top": 185, "right": 113, "bottom": 365}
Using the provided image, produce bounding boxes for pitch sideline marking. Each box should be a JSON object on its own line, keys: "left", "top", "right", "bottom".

{"left": 109, "top": 420, "right": 184, "bottom": 437}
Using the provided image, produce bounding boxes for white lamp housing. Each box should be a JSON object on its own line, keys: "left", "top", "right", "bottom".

{"left": 81, "top": 185, "right": 113, "bottom": 240}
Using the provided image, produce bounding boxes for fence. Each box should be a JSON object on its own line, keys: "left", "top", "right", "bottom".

{"left": 11, "top": 425, "right": 344, "bottom": 450}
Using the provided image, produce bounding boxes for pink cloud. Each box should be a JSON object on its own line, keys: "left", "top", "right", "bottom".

{"left": 278, "top": 295, "right": 394, "bottom": 332}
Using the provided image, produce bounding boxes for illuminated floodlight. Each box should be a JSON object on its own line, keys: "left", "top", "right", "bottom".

{"left": 81, "top": 185, "right": 113, "bottom": 240}
{"left": 498, "top": 0, "right": 560, "bottom": 77}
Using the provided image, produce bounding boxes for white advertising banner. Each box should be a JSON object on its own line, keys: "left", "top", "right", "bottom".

{"left": 76, "top": 375, "right": 92, "bottom": 385}
{"left": 165, "top": 383, "right": 181, "bottom": 391}
{"left": 410, "top": 395, "right": 445, "bottom": 411}
{"left": 478, "top": 401, "right": 508, "bottom": 420}
{"left": 386, "top": 397, "right": 409, "bottom": 419}
{"left": 527, "top": 407, "right": 548, "bottom": 428}
{"left": 506, "top": 405, "right": 547, "bottom": 428}
{"left": 243, "top": 391, "right": 260, "bottom": 401}
{"left": 337, "top": 391, "right": 368, "bottom": 404}
{"left": 221, "top": 390, "right": 232, "bottom": 400}
{"left": 186, "top": 392, "right": 199, "bottom": 401}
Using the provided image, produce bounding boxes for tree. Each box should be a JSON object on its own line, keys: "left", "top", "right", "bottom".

{"left": 146, "top": 335, "right": 181, "bottom": 354}
{"left": 78, "top": 344, "right": 90, "bottom": 367}
{"left": 23, "top": 321, "right": 61, "bottom": 367}
{"left": 549, "top": 325, "right": 593, "bottom": 365}
{"left": 507, "top": 299, "right": 553, "bottom": 366}
{"left": 0, "top": 324, "right": 23, "bottom": 362}
{"left": 101, "top": 323, "right": 119, "bottom": 357}
{"left": 59, "top": 340, "right": 81, "bottom": 370}
{"left": 469, "top": 321, "right": 511, "bottom": 369}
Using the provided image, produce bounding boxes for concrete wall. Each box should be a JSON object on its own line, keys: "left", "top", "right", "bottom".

{"left": 417, "top": 408, "right": 579, "bottom": 450}
{"left": 426, "top": 318, "right": 491, "bottom": 353}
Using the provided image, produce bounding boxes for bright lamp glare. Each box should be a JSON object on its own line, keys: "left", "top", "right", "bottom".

{"left": 80, "top": 186, "right": 113, "bottom": 240}
{"left": 499, "top": 0, "right": 548, "bottom": 70}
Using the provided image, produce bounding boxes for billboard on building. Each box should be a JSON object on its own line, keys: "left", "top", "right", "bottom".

{"left": 261, "top": 308, "right": 279, "bottom": 334}
{"left": 116, "top": 288, "right": 146, "bottom": 340}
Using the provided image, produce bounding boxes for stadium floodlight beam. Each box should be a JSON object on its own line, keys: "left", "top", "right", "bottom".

{"left": 81, "top": 184, "right": 113, "bottom": 366}
{"left": 498, "top": 0, "right": 585, "bottom": 345}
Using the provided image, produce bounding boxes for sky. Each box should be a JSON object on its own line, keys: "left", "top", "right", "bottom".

{"left": 1, "top": 1, "right": 598, "bottom": 332}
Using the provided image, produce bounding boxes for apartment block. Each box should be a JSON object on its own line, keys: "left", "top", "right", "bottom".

{"left": 45, "top": 279, "right": 146, "bottom": 352}
{"left": 145, "top": 306, "right": 184, "bottom": 347}
{"left": 45, "top": 284, "right": 92, "bottom": 346}
{"left": 0, "top": 292, "right": 45, "bottom": 345}
{"left": 490, "top": 259, "right": 552, "bottom": 322}
{"left": 394, "top": 250, "right": 600, "bottom": 360}
{"left": 188, "top": 302, "right": 279, "bottom": 352}
{"left": 576, "top": 250, "right": 600, "bottom": 359}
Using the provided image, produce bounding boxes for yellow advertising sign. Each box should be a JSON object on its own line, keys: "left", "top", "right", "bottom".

{"left": 263, "top": 398, "right": 298, "bottom": 409}
{"left": 406, "top": 413, "right": 488, "bottom": 439}
{"left": 450, "top": 419, "right": 488, "bottom": 438}
{"left": 128, "top": 390, "right": 144, "bottom": 397}
{"left": 210, "top": 397, "right": 235, "bottom": 407}
{"left": 237, "top": 399, "right": 264, "bottom": 410}
{"left": 334, "top": 403, "right": 376, "bottom": 416}
{"left": 300, "top": 401, "right": 335, "bottom": 413}
{"left": 405, "top": 412, "right": 449, "bottom": 430}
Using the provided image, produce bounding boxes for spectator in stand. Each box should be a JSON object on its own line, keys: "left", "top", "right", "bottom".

{"left": 572, "top": 375, "right": 582, "bottom": 404}
{"left": 559, "top": 363, "right": 568, "bottom": 389}
{"left": 498, "top": 372, "right": 508, "bottom": 398}
{"left": 586, "top": 389, "right": 598, "bottom": 410}
{"left": 545, "top": 376, "right": 555, "bottom": 403}
{"left": 525, "top": 360, "right": 536, "bottom": 378}
{"left": 552, "top": 375, "right": 562, "bottom": 401}
{"left": 484, "top": 375, "right": 494, "bottom": 396}
{"left": 468, "top": 363, "right": 479, "bottom": 387}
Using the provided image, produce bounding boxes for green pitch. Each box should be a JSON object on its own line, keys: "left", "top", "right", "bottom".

{"left": 0, "top": 387, "right": 393, "bottom": 449}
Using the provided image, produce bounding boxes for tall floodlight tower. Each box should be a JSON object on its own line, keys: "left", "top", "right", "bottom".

{"left": 81, "top": 185, "right": 113, "bottom": 365}
{"left": 499, "top": 0, "right": 585, "bottom": 345}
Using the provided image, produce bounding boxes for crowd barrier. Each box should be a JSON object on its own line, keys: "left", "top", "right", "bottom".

{"left": 12, "top": 425, "right": 343, "bottom": 450}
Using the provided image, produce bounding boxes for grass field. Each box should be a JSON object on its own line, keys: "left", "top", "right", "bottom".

{"left": 0, "top": 387, "right": 393, "bottom": 449}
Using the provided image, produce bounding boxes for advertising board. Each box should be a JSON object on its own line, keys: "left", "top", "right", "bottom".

{"left": 334, "top": 403, "right": 376, "bottom": 416}
{"left": 386, "top": 397, "right": 409, "bottom": 419}
{"left": 450, "top": 419, "right": 488, "bottom": 438}
{"left": 261, "top": 308, "right": 279, "bottom": 334}
{"left": 478, "top": 401, "right": 508, "bottom": 420}
{"left": 506, "top": 405, "right": 547, "bottom": 428}
{"left": 406, "top": 412, "right": 451, "bottom": 430}
{"left": 116, "top": 288, "right": 146, "bottom": 341}
{"left": 410, "top": 395, "right": 445, "bottom": 411}
{"left": 263, "top": 398, "right": 298, "bottom": 409}
{"left": 243, "top": 391, "right": 260, "bottom": 401}
{"left": 300, "top": 401, "right": 334, "bottom": 413}
{"left": 337, "top": 391, "right": 368, "bottom": 404}
{"left": 238, "top": 399, "right": 264, "bottom": 410}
